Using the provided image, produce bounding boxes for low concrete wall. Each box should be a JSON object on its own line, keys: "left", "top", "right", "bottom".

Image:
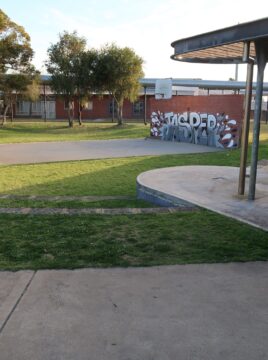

{"left": 137, "top": 174, "right": 196, "bottom": 209}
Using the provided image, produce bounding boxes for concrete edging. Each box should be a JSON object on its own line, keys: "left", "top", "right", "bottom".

{"left": 136, "top": 166, "right": 268, "bottom": 232}
{"left": 136, "top": 173, "right": 197, "bottom": 209}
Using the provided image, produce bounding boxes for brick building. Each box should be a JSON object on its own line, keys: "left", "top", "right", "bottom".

{"left": 53, "top": 94, "right": 243, "bottom": 122}
{"left": 14, "top": 77, "right": 250, "bottom": 123}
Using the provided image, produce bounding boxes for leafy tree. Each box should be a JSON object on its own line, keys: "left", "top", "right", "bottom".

{"left": 0, "top": 9, "right": 33, "bottom": 73}
{"left": 0, "top": 70, "right": 40, "bottom": 124}
{"left": 95, "top": 44, "right": 144, "bottom": 125}
{"left": 46, "top": 31, "right": 87, "bottom": 127}
{"left": 22, "top": 71, "right": 41, "bottom": 119}
{"left": 74, "top": 49, "right": 98, "bottom": 125}
{"left": 0, "top": 10, "right": 36, "bottom": 125}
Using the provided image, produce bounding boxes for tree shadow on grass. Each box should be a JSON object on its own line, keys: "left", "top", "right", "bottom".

{"left": 0, "top": 150, "right": 244, "bottom": 196}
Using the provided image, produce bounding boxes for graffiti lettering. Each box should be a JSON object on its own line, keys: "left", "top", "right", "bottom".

{"left": 150, "top": 111, "right": 240, "bottom": 149}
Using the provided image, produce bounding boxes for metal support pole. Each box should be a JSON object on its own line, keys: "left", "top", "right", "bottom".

{"left": 43, "top": 83, "right": 47, "bottom": 122}
{"left": 235, "top": 64, "right": 239, "bottom": 81}
{"left": 248, "top": 43, "right": 267, "bottom": 200}
{"left": 238, "top": 42, "right": 254, "bottom": 195}
{"left": 144, "top": 86, "right": 147, "bottom": 125}
{"left": 238, "top": 62, "right": 254, "bottom": 194}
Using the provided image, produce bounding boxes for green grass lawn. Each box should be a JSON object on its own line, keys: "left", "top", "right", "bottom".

{"left": 0, "top": 212, "right": 267, "bottom": 270}
{"left": 0, "top": 141, "right": 267, "bottom": 199}
{"left": 0, "top": 152, "right": 239, "bottom": 197}
{"left": 0, "top": 120, "right": 267, "bottom": 144}
{"left": 0, "top": 122, "right": 267, "bottom": 270}
{"left": 0, "top": 121, "right": 148, "bottom": 143}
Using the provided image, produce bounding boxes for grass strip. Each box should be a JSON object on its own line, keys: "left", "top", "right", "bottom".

{"left": 0, "top": 122, "right": 148, "bottom": 143}
{"left": 0, "top": 211, "right": 267, "bottom": 270}
{"left": 0, "top": 141, "right": 267, "bottom": 196}
{"left": 0, "top": 198, "right": 153, "bottom": 209}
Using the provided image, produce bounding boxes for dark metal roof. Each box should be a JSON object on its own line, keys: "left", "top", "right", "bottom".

{"left": 170, "top": 17, "right": 268, "bottom": 201}
{"left": 171, "top": 17, "right": 268, "bottom": 64}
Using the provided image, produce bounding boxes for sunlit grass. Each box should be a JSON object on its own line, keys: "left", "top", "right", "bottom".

{"left": 249, "top": 122, "right": 268, "bottom": 142}
{"left": 0, "top": 134, "right": 267, "bottom": 197}
{"left": 0, "top": 151, "right": 242, "bottom": 196}
{"left": 0, "top": 122, "right": 267, "bottom": 270}
{"left": 0, "top": 121, "right": 149, "bottom": 143}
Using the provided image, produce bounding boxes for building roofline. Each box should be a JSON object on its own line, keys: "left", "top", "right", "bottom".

{"left": 40, "top": 75, "right": 268, "bottom": 91}
{"left": 139, "top": 78, "right": 268, "bottom": 91}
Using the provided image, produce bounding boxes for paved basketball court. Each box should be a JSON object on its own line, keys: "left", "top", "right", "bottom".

{"left": 0, "top": 139, "right": 220, "bottom": 164}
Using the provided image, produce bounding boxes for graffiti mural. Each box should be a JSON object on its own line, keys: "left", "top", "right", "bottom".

{"left": 150, "top": 110, "right": 240, "bottom": 148}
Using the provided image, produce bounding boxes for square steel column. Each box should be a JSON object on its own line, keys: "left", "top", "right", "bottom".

{"left": 238, "top": 42, "right": 254, "bottom": 195}
{"left": 248, "top": 40, "right": 268, "bottom": 200}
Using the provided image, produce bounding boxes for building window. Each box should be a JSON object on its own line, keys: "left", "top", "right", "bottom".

{"left": 83, "top": 101, "right": 93, "bottom": 110}
{"left": 31, "top": 101, "right": 41, "bottom": 113}
{"left": 133, "top": 101, "right": 144, "bottom": 115}
{"left": 16, "top": 101, "right": 24, "bottom": 113}
{"left": 16, "top": 101, "right": 29, "bottom": 114}
{"left": 64, "top": 100, "right": 74, "bottom": 110}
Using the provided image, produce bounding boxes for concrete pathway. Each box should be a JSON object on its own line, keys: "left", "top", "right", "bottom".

{"left": 0, "top": 262, "right": 268, "bottom": 360}
{"left": 137, "top": 165, "right": 268, "bottom": 231}
{"left": 0, "top": 139, "right": 220, "bottom": 165}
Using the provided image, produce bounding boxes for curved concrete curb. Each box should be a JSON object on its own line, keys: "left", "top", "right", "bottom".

{"left": 136, "top": 165, "right": 268, "bottom": 231}
{"left": 137, "top": 172, "right": 196, "bottom": 209}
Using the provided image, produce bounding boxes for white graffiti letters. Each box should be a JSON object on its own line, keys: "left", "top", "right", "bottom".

{"left": 150, "top": 110, "right": 240, "bottom": 149}
{"left": 189, "top": 112, "right": 201, "bottom": 128}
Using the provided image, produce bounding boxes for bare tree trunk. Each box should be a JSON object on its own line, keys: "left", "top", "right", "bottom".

{"left": 10, "top": 101, "right": 14, "bottom": 122}
{"left": 72, "top": 101, "right": 75, "bottom": 121}
{"left": 78, "top": 100, "right": 82, "bottom": 126}
{"left": 117, "top": 105, "right": 123, "bottom": 125}
{"left": 112, "top": 97, "right": 115, "bottom": 123}
{"left": 68, "top": 101, "right": 73, "bottom": 127}
{"left": 29, "top": 101, "right": 32, "bottom": 118}
{"left": 78, "top": 109, "right": 82, "bottom": 125}
{"left": 2, "top": 104, "right": 9, "bottom": 125}
{"left": 43, "top": 84, "right": 47, "bottom": 122}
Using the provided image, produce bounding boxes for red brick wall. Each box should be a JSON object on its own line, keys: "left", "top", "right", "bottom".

{"left": 55, "top": 98, "right": 66, "bottom": 119}
{"left": 55, "top": 95, "right": 142, "bottom": 120}
{"left": 147, "top": 95, "right": 244, "bottom": 123}
{"left": 56, "top": 96, "right": 112, "bottom": 119}
{"left": 55, "top": 94, "right": 244, "bottom": 122}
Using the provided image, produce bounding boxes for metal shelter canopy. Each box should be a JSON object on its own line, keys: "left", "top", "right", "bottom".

{"left": 171, "top": 17, "right": 268, "bottom": 64}
{"left": 171, "top": 17, "right": 268, "bottom": 201}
